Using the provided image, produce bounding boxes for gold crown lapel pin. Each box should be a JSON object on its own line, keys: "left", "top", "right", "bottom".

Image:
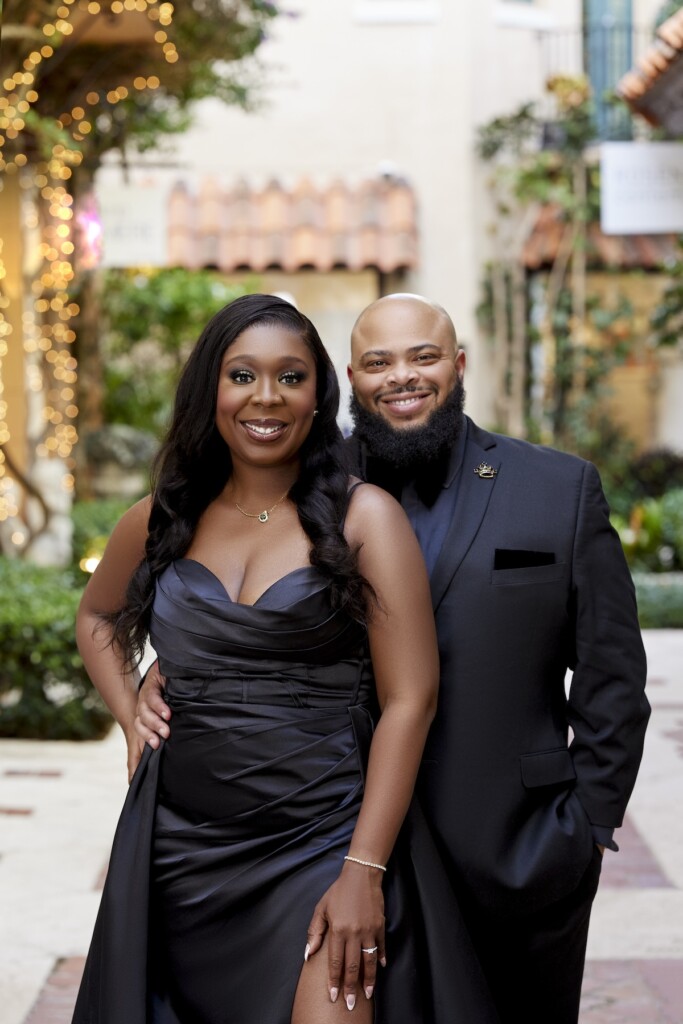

{"left": 474, "top": 462, "right": 497, "bottom": 479}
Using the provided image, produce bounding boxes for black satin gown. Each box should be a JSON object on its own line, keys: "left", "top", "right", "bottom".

{"left": 72, "top": 559, "right": 499, "bottom": 1024}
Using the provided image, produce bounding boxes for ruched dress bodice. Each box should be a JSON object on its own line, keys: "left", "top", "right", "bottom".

{"left": 152, "top": 560, "right": 370, "bottom": 669}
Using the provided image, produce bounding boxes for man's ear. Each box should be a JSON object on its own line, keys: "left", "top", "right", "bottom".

{"left": 347, "top": 363, "right": 354, "bottom": 384}
{"left": 455, "top": 348, "right": 466, "bottom": 379}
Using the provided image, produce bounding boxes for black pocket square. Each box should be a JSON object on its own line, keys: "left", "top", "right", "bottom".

{"left": 494, "top": 548, "right": 556, "bottom": 570}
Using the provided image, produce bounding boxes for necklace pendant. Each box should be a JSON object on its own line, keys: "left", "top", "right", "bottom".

{"left": 258, "top": 510, "right": 269, "bottom": 523}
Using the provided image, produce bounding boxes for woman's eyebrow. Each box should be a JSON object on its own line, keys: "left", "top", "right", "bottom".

{"left": 223, "top": 354, "right": 310, "bottom": 367}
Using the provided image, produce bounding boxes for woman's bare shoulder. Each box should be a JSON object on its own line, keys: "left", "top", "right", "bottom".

{"left": 80, "top": 496, "right": 153, "bottom": 614}
{"left": 115, "top": 494, "right": 153, "bottom": 534}
{"left": 344, "top": 481, "right": 410, "bottom": 543}
{"left": 103, "top": 494, "right": 153, "bottom": 558}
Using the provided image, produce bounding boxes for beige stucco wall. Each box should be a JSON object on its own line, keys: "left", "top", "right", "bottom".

{"left": 657, "top": 347, "right": 683, "bottom": 449}
{"left": 587, "top": 272, "right": 664, "bottom": 451}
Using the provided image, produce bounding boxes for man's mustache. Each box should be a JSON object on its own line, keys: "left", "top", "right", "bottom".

{"left": 374, "top": 385, "right": 437, "bottom": 402}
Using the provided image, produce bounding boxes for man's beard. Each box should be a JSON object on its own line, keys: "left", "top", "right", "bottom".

{"left": 349, "top": 379, "right": 465, "bottom": 472}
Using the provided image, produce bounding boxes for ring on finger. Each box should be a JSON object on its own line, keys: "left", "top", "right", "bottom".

{"left": 361, "top": 946, "right": 378, "bottom": 954}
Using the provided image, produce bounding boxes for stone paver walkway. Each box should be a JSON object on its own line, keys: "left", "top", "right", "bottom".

{"left": 2, "top": 630, "right": 682, "bottom": 1024}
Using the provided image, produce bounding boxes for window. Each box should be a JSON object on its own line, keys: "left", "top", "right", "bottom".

{"left": 583, "top": 0, "right": 634, "bottom": 139}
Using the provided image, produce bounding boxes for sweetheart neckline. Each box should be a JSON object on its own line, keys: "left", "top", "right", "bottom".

{"left": 175, "top": 558, "right": 322, "bottom": 608}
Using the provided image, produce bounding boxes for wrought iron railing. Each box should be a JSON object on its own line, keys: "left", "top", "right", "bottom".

{"left": 537, "top": 23, "right": 653, "bottom": 141}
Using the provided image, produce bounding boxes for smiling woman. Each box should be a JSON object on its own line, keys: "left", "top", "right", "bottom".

{"left": 216, "top": 323, "right": 318, "bottom": 472}
{"left": 70, "top": 293, "right": 498, "bottom": 1023}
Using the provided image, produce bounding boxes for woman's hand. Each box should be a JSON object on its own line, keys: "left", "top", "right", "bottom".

{"left": 127, "top": 660, "right": 169, "bottom": 780}
{"left": 125, "top": 727, "right": 146, "bottom": 784}
{"left": 305, "top": 861, "right": 386, "bottom": 1009}
{"left": 135, "top": 660, "right": 170, "bottom": 749}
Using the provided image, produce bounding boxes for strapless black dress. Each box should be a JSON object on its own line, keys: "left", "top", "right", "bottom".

{"left": 72, "top": 560, "right": 499, "bottom": 1024}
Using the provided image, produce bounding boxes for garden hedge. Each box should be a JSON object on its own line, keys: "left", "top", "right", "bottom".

{"left": 0, "top": 557, "right": 111, "bottom": 739}
{"left": 634, "top": 572, "right": 683, "bottom": 630}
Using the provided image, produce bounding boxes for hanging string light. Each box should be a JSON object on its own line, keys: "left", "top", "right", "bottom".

{"left": 0, "top": 239, "right": 18, "bottom": 524}
{"left": 0, "top": 0, "right": 177, "bottom": 528}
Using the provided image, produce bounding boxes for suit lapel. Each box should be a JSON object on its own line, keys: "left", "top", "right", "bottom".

{"left": 430, "top": 425, "right": 501, "bottom": 611}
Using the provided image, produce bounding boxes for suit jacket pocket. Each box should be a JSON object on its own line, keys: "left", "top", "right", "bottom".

{"left": 491, "top": 561, "right": 566, "bottom": 586}
{"left": 520, "top": 746, "right": 576, "bottom": 788}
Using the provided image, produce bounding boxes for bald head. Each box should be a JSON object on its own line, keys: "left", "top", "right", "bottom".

{"left": 348, "top": 293, "right": 465, "bottom": 430}
{"left": 351, "top": 293, "right": 458, "bottom": 360}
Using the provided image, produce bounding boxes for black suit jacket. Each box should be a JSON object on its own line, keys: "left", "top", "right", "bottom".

{"left": 347, "top": 418, "right": 649, "bottom": 914}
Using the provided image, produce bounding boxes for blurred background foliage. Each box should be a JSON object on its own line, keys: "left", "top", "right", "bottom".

{"left": 101, "top": 268, "right": 250, "bottom": 434}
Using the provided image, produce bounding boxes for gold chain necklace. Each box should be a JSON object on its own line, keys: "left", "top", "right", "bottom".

{"left": 234, "top": 490, "right": 289, "bottom": 524}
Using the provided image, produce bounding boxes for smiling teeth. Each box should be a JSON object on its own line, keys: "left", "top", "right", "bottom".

{"left": 248, "top": 423, "right": 282, "bottom": 435}
{"left": 391, "top": 397, "right": 422, "bottom": 405}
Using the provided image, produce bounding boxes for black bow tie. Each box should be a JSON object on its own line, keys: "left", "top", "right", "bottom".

{"left": 365, "top": 449, "right": 451, "bottom": 508}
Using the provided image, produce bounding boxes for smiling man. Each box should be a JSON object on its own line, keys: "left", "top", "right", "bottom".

{"left": 348, "top": 297, "right": 465, "bottom": 473}
{"left": 345, "top": 293, "right": 650, "bottom": 1024}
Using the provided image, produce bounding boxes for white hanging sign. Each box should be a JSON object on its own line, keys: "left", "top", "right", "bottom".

{"left": 96, "top": 184, "right": 169, "bottom": 267}
{"left": 601, "top": 142, "right": 683, "bottom": 235}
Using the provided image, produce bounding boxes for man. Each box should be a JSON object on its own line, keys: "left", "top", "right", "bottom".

{"left": 138, "top": 294, "right": 649, "bottom": 1023}
{"left": 343, "top": 294, "right": 649, "bottom": 1023}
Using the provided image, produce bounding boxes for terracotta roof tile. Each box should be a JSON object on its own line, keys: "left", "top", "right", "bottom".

{"left": 618, "top": 10, "right": 683, "bottom": 129}
{"left": 522, "top": 204, "right": 678, "bottom": 270}
{"left": 166, "top": 177, "right": 418, "bottom": 273}
{"left": 658, "top": 9, "right": 683, "bottom": 48}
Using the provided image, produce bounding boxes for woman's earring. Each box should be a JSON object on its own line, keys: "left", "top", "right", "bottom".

{"left": 313, "top": 409, "right": 319, "bottom": 416}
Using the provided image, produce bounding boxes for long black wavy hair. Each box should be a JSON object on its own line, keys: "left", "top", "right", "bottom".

{"left": 109, "top": 293, "right": 369, "bottom": 666}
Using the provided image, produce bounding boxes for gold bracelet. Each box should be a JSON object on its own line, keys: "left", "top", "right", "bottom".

{"left": 343, "top": 855, "right": 387, "bottom": 872}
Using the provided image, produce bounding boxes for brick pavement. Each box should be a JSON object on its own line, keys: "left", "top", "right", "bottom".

{"left": 21, "top": 960, "right": 83, "bottom": 1024}
{"left": 581, "top": 961, "right": 683, "bottom": 1023}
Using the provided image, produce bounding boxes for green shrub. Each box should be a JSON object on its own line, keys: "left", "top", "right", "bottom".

{"left": 634, "top": 572, "right": 683, "bottom": 629}
{"left": 0, "top": 557, "right": 112, "bottom": 739}
{"left": 661, "top": 489, "right": 683, "bottom": 565}
{"left": 613, "top": 488, "right": 683, "bottom": 572}
{"left": 630, "top": 448, "right": 683, "bottom": 499}
{"left": 71, "top": 498, "right": 130, "bottom": 575}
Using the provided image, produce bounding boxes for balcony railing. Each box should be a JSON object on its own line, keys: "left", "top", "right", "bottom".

{"left": 538, "top": 23, "right": 653, "bottom": 141}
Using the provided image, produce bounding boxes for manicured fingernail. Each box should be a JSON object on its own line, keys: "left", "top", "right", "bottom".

{"left": 159, "top": 727, "right": 168, "bottom": 738}
{"left": 330, "top": 987, "right": 338, "bottom": 1003}
{"left": 304, "top": 943, "right": 310, "bottom": 962}
{"left": 380, "top": 956, "right": 387, "bottom": 967}
{"left": 346, "top": 994, "right": 355, "bottom": 1011}
{"left": 162, "top": 710, "right": 169, "bottom": 719}
{"left": 365, "top": 986, "right": 374, "bottom": 999}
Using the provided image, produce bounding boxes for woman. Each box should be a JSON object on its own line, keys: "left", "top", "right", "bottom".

{"left": 72, "top": 294, "right": 496, "bottom": 1024}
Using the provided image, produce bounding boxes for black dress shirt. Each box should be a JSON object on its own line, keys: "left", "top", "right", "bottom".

{"left": 399, "top": 419, "right": 468, "bottom": 577}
